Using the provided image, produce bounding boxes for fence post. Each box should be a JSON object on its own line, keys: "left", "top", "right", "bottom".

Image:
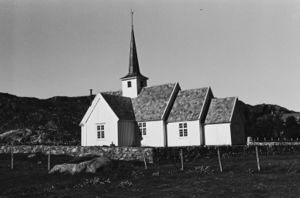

{"left": 180, "top": 149, "right": 184, "bottom": 171}
{"left": 143, "top": 153, "right": 148, "bottom": 170}
{"left": 217, "top": 147, "right": 223, "bottom": 172}
{"left": 10, "top": 147, "right": 14, "bottom": 170}
{"left": 48, "top": 149, "right": 51, "bottom": 171}
{"left": 255, "top": 146, "right": 261, "bottom": 172}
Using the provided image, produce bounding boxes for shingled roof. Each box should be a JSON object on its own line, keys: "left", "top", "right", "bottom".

{"left": 132, "top": 83, "right": 177, "bottom": 121}
{"left": 102, "top": 90, "right": 122, "bottom": 96}
{"left": 205, "top": 97, "right": 237, "bottom": 124}
{"left": 167, "top": 88, "right": 209, "bottom": 122}
{"left": 101, "top": 93, "right": 135, "bottom": 120}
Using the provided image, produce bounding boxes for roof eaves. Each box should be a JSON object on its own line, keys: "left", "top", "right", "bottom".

{"left": 167, "top": 118, "right": 199, "bottom": 124}
{"left": 204, "top": 121, "right": 231, "bottom": 125}
{"left": 120, "top": 73, "right": 149, "bottom": 80}
{"left": 197, "top": 87, "right": 210, "bottom": 121}
{"left": 79, "top": 93, "right": 101, "bottom": 126}
{"left": 161, "top": 82, "right": 180, "bottom": 121}
{"left": 136, "top": 118, "right": 165, "bottom": 122}
{"left": 229, "top": 97, "right": 238, "bottom": 122}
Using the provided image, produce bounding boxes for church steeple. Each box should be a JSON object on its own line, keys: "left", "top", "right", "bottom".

{"left": 121, "top": 10, "right": 148, "bottom": 98}
{"left": 121, "top": 10, "right": 148, "bottom": 80}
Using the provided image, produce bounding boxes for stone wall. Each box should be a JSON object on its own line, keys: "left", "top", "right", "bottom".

{"left": 1, "top": 145, "right": 300, "bottom": 164}
{"left": 0, "top": 145, "right": 154, "bottom": 163}
{"left": 152, "top": 145, "right": 300, "bottom": 164}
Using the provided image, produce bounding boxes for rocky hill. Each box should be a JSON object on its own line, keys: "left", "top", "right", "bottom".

{"left": 0, "top": 93, "right": 92, "bottom": 145}
{"left": 0, "top": 92, "right": 299, "bottom": 145}
{"left": 239, "top": 101, "right": 300, "bottom": 139}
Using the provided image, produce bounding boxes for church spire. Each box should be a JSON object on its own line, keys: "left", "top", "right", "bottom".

{"left": 121, "top": 10, "right": 148, "bottom": 80}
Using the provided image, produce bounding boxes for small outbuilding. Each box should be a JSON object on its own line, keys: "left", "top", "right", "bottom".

{"left": 204, "top": 97, "right": 246, "bottom": 145}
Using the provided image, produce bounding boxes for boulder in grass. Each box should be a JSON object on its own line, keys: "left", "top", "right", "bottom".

{"left": 49, "top": 163, "right": 81, "bottom": 175}
{"left": 27, "top": 153, "right": 36, "bottom": 158}
{"left": 49, "top": 156, "right": 111, "bottom": 175}
{"left": 85, "top": 157, "right": 111, "bottom": 173}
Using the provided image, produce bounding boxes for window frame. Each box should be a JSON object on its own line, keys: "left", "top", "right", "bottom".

{"left": 138, "top": 122, "right": 147, "bottom": 136}
{"left": 96, "top": 123, "right": 105, "bottom": 140}
{"left": 179, "top": 122, "right": 188, "bottom": 137}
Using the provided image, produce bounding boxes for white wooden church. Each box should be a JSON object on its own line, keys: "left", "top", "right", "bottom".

{"left": 80, "top": 15, "right": 246, "bottom": 147}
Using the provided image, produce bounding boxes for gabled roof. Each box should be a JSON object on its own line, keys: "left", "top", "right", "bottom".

{"left": 205, "top": 97, "right": 237, "bottom": 124}
{"left": 132, "top": 83, "right": 177, "bottom": 121}
{"left": 101, "top": 94, "right": 135, "bottom": 120}
{"left": 80, "top": 94, "right": 102, "bottom": 126}
{"left": 79, "top": 93, "right": 135, "bottom": 126}
{"left": 167, "top": 87, "right": 209, "bottom": 122}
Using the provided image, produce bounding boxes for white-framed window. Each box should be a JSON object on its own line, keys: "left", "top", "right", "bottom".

{"left": 138, "top": 122, "right": 146, "bottom": 136}
{"left": 97, "top": 124, "right": 105, "bottom": 139}
{"left": 179, "top": 123, "right": 188, "bottom": 137}
{"left": 127, "top": 81, "right": 132, "bottom": 88}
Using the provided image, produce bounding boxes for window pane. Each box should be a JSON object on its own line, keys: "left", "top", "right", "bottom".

{"left": 143, "top": 128, "right": 146, "bottom": 135}
{"left": 179, "top": 129, "right": 183, "bottom": 137}
{"left": 184, "top": 123, "right": 187, "bottom": 128}
{"left": 184, "top": 129, "right": 187, "bottom": 136}
{"left": 97, "top": 126, "right": 100, "bottom": 130}
{"left": 179, "top": 123, "right": 182, "bottom": 128}
{"left": 143, "top": 123, "right": 146, "bottom": 127}
{"left": 101, "top": 131, "right": 105, "bottom": 138}
{"left": 97, "top": 131, "right": 100, "bottom": 138}
{"left": 101, "top": 125, "right": 104, "bottom": 130}
{"left": 138, "top": 123, "right": 142, "bottom": 127}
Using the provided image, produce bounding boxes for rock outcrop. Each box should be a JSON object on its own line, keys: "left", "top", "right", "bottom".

{"left": 49, "top": 156, "right": 111, "bottom": 175}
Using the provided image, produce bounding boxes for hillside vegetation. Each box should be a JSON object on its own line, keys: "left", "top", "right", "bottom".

{"left": 0, "top": 92, "right": 299, "bottom": 145}
{"left": 0, "top": 93, "right": 92, "bottom": 145}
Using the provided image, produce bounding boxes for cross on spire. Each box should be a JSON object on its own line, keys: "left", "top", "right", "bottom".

{"left": 131, "top": 9, "right": 134, "bottom": 28}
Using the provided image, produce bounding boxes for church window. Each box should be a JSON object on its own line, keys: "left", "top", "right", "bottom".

{"left": 179, "top": 123, "right": 188, "bottom": 137}
{"left": 138, "top": 122, "right": 147, "bottom": 135}
{"left": 97, "top": 124, "right": 105, "bottom": 139}
{"left": 127, "top": 81, "right": 132, "bottom": 87}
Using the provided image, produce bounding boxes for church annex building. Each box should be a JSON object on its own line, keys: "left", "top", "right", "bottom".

{"left": 80, "top": 16, "right": 246, "bottom": 147}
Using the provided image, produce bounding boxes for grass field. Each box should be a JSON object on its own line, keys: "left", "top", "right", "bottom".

{"left": 0, "top": 153, "right": 300, "bottom": 198}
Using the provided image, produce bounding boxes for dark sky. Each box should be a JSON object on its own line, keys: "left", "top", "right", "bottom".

{"left": 0, "top": 0, "right": 300, "bottom": 111}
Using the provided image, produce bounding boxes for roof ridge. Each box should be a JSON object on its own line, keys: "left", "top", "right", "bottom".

{"left": 179, "top": 87, "right": 209, "bottom": 92}
{"left": 101, "top": 92, "right": 130, "bottom": 99}
{"left": 142, "top": 82, "right": 176, "bottom": 89}
{"left": 213, "top": 96, "right": 237, "bottom": 100}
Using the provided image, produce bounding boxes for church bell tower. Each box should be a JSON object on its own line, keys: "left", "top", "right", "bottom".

{"left": 121, "top": 10, "right": 148, "bottom": 98}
